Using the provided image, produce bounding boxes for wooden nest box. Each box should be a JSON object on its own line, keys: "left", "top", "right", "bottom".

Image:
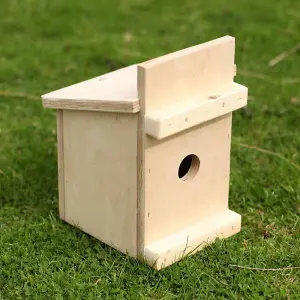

{"left": 42, "top": 36, "right": 248, "bottom": 270}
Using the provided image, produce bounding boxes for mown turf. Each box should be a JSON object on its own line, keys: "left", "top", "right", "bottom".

{"left": 0, "top": 0, "right": 299, "bottom": 299}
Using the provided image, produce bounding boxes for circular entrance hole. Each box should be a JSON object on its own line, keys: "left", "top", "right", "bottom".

{"left": 178, "top": 154, "right": 200, "bottom": 181}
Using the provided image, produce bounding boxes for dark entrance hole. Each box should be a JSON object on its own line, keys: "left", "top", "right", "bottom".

{"left": 178, "top": 154, "right": 200, "bottom": 181}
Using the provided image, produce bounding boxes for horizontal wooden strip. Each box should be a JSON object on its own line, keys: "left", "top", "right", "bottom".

{"left": 145, "top": 83, "right": 248, "bottom": 139}
{"left": 144, "top": 210, "right": 241, "bottom": 270}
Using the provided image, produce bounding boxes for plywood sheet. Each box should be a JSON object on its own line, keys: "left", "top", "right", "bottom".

{"left": 139, "top": 36, "right": 236, "bottom": 115}
{"left": 62, "top": 110, "right": 138, "bottom": 256}
{"left": 143, "top": 114, "right": 232, "bottom": 246}
{"left": 42, "top": 65, "right": 139, "bottom": 113}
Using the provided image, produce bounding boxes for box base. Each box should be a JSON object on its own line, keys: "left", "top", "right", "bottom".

{"left": 143, "top": 210, "right": 241, "bottom": 270}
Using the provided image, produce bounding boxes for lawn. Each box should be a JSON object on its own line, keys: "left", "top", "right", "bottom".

{"left": 0, "top": 0, "right": 299, "bottom": 299}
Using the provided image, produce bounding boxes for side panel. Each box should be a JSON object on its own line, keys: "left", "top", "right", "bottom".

{"left": 57, "top": 110, "right": 66, "bottom": 220}
{"left": 62, "top": 110, "right": 138, "bottom": 256}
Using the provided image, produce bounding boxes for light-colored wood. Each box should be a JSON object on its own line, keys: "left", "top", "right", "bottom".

{"left": 143, "top": 113, "right": 233, "bottom": 246}
{"left": 42, "top": 35, "right": 247, "bottom": 270}
{"left": 42, "top": 36, "right": 237, "bottom": 115}
{"left": 137, "top": 36, "right": 243, "bottom": 267}
{"left": 42, "top": 65, "right": 139, "bottom": 113}
{"left": 144, "top": 210, "right": 241, "bottom": 270}
{"left": 145, "top": 83, "right": 247, "bottom": 139}
{"left": 136, "top": 67, "right": 146, "bottom": 258}
{"left": 62, "top": 110, "right": 138, "bottom": 256}
{"left": 56, "top": 110, "right": 66, "bottom": 220}
{"left": 139, "top": 36, "right": 236, "bottom": 115}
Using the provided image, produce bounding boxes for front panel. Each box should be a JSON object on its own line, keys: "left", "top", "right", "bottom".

{"left": 144, "top": 113, "right": 232, "bottom": 246}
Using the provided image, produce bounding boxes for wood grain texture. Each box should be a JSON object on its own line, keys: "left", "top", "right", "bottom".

{"left": 144, "top": 210, "right": 241, "bottom": 270}
{"left": 145, "top": 83, "right": 247, "bottom": 139}
{"left": 62, "top": 110, "right": 138, "bottom": 257}
{"left": 56, "top": 110, "right": 66, "bottom": 220}
{"left": 144, "top": 113, "right": 233, "bottom": 246}
{"left": 137, "top": 36, "right": 243, "bottom": 268}
{"left": 42, "top": 65, "right": 139, "bottom": 113}
{"left": 137, "top": 66, "right": 146, "bottom": 258}
{"left": 46, "top": 36, "right": 246, "bottom": 269}
{"left": 139, "top": 36, "right": 236, "bottom": 115}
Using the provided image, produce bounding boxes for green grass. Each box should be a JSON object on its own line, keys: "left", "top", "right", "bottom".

{"left": 0, "top": 0, "right": 300, "bottom": 298}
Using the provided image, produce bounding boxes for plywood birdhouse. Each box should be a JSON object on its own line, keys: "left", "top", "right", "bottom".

{"left": 42, "top": 36, "right": 248, "bottom": 270}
